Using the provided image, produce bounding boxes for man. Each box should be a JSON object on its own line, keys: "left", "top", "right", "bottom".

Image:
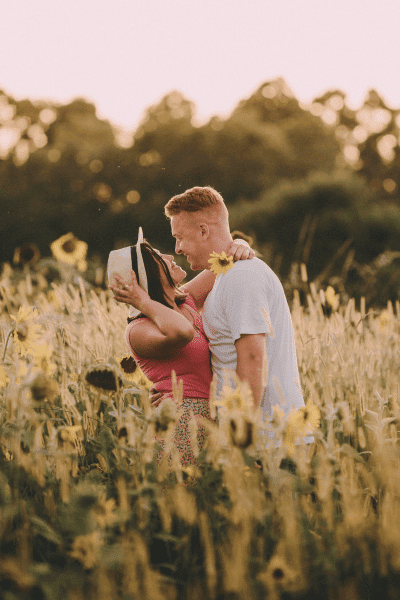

{"left": 164, "top": 186, "right": 306, "bottom": 420}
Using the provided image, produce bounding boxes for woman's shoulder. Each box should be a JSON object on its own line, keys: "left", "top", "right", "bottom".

{"left": 180, "top": 290, "right": 197, "bottom": 310}
{"left": 125, "top": 316, "right": 151, "bottom": 335}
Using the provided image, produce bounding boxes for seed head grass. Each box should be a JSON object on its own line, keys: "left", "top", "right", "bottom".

{"left": 0, "top": 265, "right": 400, "bottom": 598}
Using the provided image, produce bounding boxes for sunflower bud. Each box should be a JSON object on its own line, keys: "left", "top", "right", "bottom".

{"left": 13, "top": 243, "right": 41, "bottom": 267}
{"left": 229, "top": 415, "right": 254, "bottom": 449}
{"left": 85, "top": 363, "right": 123, "bottom": 392}
{"left": 30, "top": 371, "right": 58, "bottom": 403}
{"left": 154, "top": 398, "right": 178, "bottom": 433}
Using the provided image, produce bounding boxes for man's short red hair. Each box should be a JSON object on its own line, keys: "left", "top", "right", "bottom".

{"left": 164, "top": 186, "right": 227, "bottom": 218}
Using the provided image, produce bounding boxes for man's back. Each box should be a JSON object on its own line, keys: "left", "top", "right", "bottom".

{"left": 202, "top": 258, "right": 305, "bottom": 418}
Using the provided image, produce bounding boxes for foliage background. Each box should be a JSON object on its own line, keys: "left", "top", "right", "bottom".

{"left": 1, "top": 79, "right": 400, "bottom": 304}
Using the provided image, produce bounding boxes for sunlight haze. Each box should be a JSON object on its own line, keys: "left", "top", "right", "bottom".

{"left": 1, "top": 0, "right": 399, "bottom": 131}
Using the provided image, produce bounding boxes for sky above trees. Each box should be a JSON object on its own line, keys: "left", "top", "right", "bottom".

{"left": 1, "top": 0, "right": 400, "bottom": 131}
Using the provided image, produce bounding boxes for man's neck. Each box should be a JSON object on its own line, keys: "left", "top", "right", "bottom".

{"left": 208, "top": 236, "right": 233, "bottom": 256}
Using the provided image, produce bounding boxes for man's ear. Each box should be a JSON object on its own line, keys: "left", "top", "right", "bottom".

{"left": 199, "top": 223, "right": 210, "bottom": 238}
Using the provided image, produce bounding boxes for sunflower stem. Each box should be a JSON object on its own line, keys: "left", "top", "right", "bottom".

{"left": 2, "top": 329, "right": 14, "bottom": 361}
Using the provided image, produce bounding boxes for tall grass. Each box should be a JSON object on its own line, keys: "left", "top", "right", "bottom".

{"left": 1, "top": 263, "right": 400, "bottom": 600}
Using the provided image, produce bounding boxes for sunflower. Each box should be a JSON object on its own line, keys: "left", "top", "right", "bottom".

{"left": 288, "top": 398, "right": 320, "bottom": 437}
{"left": 30, "top": 371, "right": 59, "bottom": 403}
{"left": 85, "top": 362, "right": 123, "bottom": 392}
{"left": 115, "top": 354, "right": 152, "bottom": 387}
{"left": 10, "top": 306, "right": 43, "bottom": 357}
{"left": 208, "top": 251, "right": 234, "bottom": 276}
{"left": 13, "top": 243, "right": 41, "bottom": 267}
{"left": 50, "top": 232, "right": 88, "bottom": 266}
{"left": 258, "top": 554, "right": 300, "bottom": 593}
{"left": 0, "top": 365, "right": 10, "bottom": 389}
{"left": 217, "top": 379, "right": 253, "bottom": 413}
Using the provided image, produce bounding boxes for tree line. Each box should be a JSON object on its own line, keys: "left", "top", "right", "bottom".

{"left": 1, "top": 78, "right": 400, "bottom": 305}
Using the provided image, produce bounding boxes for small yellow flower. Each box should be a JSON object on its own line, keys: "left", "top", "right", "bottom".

{"left": 50, "top": 232, "right": 88, "bottom": 266}
{"left": 289, "top": 398, "right": 320, "bottom": 437}
{"left": 325, "top": 286, "right": 339, "bottom": 311}
{"left": 208, "top": 251, "right": 234, "bottom": 276}
{"left": 10, "top": 306, "right": 43, "bottom": 357}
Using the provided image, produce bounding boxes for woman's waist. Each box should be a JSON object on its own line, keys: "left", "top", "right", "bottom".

{"left": 152, "top": 374, "right": 211, "bottom": 395}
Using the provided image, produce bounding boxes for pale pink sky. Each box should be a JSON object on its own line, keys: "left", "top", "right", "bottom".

{"left": 1, "top": 0, "right": 400, "bottom": 131}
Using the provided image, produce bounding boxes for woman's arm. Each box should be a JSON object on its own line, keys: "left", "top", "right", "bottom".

{"left": 183, "top": 239, "right": 256, "bottom": 311}
{"left": 110, "top": 271, "right": 195, "bottom": 358}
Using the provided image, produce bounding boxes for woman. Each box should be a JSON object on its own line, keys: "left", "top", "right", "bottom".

{"left": 108, "top": 228, "right": 254, "bottom": 465}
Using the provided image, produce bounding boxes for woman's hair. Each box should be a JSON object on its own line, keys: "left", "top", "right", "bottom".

{"left": 127, "top": 240, "right": 188, "bottom": 323}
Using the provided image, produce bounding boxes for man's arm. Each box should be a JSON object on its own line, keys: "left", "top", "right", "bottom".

{"left": 235, "top": 333, "right": 266, "bottom": 410}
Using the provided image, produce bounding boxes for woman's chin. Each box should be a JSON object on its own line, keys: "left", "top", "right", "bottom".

{"left": 173, "top": 270, "right": 186, "bottom": 284}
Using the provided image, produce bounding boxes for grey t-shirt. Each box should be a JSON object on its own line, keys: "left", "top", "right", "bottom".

{"left": 202, "top": 258, "right": 306, "bottom": 420}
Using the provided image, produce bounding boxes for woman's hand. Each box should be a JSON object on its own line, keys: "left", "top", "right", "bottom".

{"left": 109, "top": 270, "right": 150, "bottom": 310}
{"left": 149, "top": 388, "right": 171, "bottom": 408}
{"left": 228, "top": 239, "right": 255, "bottom": 261}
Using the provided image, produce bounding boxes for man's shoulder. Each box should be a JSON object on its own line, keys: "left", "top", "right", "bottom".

{"left": 223, "top": 258, "right": 277, "bottom": 283}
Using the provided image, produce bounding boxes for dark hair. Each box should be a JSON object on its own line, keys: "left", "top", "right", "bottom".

{"left": 127, "top": 240, "right": 188, "bottom": 323}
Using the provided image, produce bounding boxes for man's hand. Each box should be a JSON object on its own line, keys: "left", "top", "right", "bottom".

{"left": 228, "top": 239, "right": 255, "bottom": 262}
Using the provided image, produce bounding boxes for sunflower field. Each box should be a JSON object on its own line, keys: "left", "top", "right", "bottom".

{"left": 1, "top": 242, "right": 400, "bottom": 600}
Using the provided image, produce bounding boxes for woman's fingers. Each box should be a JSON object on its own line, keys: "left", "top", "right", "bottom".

{"left": 232, "top": 245, "right": 255, "bottom": 261}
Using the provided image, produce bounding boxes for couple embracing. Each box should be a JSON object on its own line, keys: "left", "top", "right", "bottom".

{"left": 108, "top": 186, "right": 308, "bottom": 466}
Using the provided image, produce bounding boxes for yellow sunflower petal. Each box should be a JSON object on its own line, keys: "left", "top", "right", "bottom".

{"left": 50, "top": 233, "right": 88, "bottom": 265}
{"left": 208, "top": 251, "right": 234, "bottom": 276}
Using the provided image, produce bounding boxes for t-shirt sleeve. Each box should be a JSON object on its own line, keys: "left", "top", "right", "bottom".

{"left": 222, "top": 265, "right": 274, "bottom": 342}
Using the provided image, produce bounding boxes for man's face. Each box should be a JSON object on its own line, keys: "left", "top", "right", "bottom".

{"left": 170, "top": 213, "right": 208, "bottom": 271}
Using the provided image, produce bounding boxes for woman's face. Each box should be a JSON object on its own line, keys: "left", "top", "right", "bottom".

{"left": 158, "top": 252, "right": 186, "bottom": 286}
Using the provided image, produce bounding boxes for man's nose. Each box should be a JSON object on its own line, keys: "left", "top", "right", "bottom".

{"left": 175, "top": 241, "right": 182, "bottom": 254}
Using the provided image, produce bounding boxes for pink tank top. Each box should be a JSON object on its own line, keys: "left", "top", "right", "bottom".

{"left": 125, "top": 293, "right": 212, "bottom": 399}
